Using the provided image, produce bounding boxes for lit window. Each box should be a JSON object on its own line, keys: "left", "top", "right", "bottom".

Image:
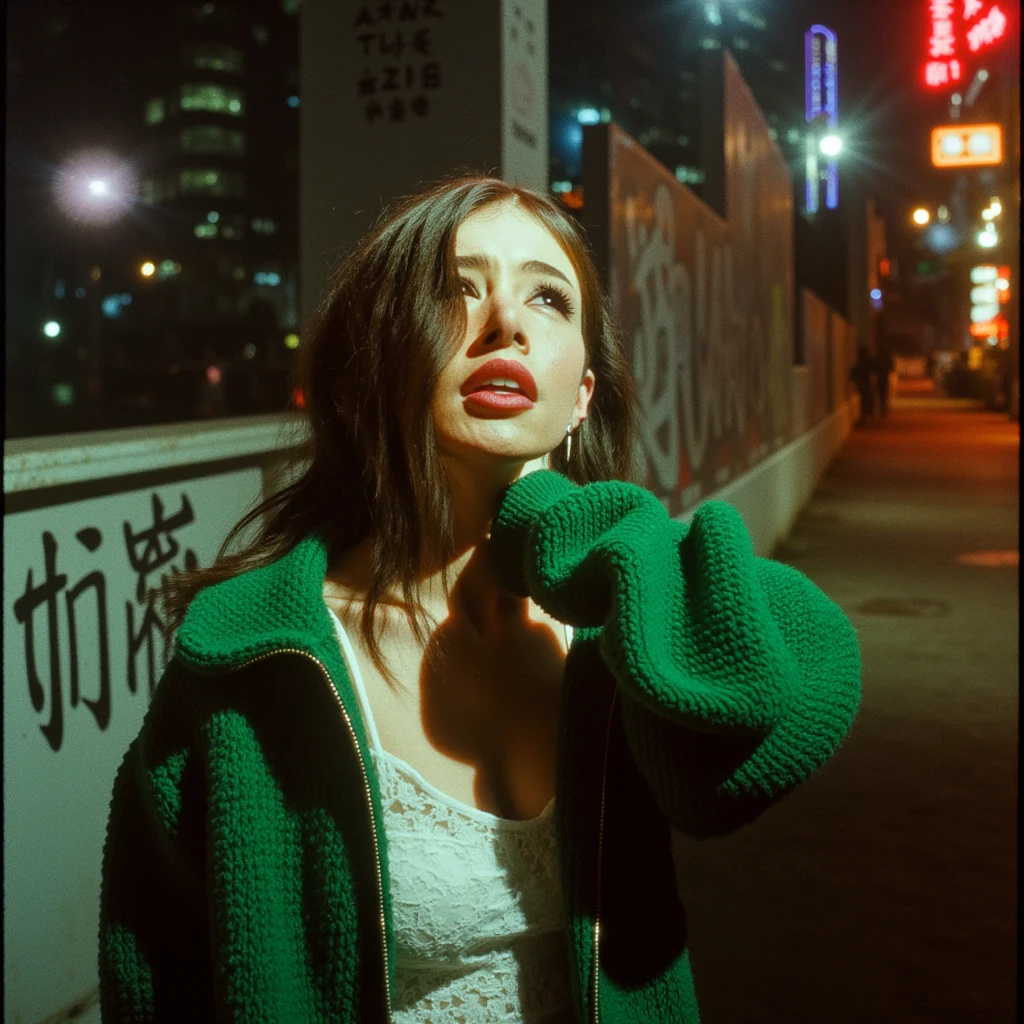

{"left": 180, "top": 125, "right": 246, "bottom": 156}
{"left": 145, "top": 97, "right": 166, "bottom": 126}
{"left": 220, "top": 225, "right": 245, "bottom": 240}
{"left": 54, "top": 278, "right": 67, "bottom": 299}
{"left": 180, "top": 169, "right": 245, "bottom": 198}
{"left": 770, "top": 59, "right": 787, "bottom": 73}
{"left": 157, "top": 260, "right": 182, "bottom": 278}
{"left": 101, "top": 295, "right": 131, "bottom": 318}
{"left": 675, "top": 165, "right": 706, "bottom": 185}
{"left": 736, "top": 9, "right": 767, "bottom": 30}
{"left": 194, "top": 223, "right": 218, "bottom": 238}
{"left": 184, "top": 43, "right": 244, "bottom": 74}
{"left": 180, "top": 83, "right": 246, "bottom": 116}
{"left": 286, "top": 95, "right": 300, "bottom": 108}
{"left": 253, "top": 24, "right": 269, "bottom": 45}
{"left": 251, "top": 216, "right": 277, "bottom": 234}
{"left": 282, "top": 0, "right": 300, "bottom": 13}
{"left": 787, "top": 128, "right": 801, "bottom": 144}
{"left": 767, "top": 127, "right": 779, "bottom": 141}
{"left": 254, "top": 270, "right": 282, "bottom": 286}
{"left": 699, "top": 37, "right": 721, "bottom": 50}
{"left": 550, "top": 181, "right": 573, "bottom": 194}
{"left": 676, "top": 134, "right": 690, "bottom": 146}
{"left": 732, "top": 37, "right": 751, "bottom": 51}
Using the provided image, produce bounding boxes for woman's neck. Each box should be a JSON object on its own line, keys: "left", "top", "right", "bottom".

{"left": 326, "top": 453, "right": 548, "bottom": 615}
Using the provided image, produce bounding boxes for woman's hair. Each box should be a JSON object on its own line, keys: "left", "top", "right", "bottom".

{"left": 163, "top": 174, "right": 644, "bottom": 683}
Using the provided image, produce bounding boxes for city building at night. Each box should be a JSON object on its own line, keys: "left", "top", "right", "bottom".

{"left": 6, "top": 0, "right": 299, "bottom": 437}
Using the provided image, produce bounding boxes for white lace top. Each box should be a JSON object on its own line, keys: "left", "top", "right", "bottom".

{"left": 327, "top": 607, "right": 576, "bottom": 1023}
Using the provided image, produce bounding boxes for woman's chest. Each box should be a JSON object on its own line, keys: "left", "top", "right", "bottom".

{"left": 328, "top": 597, "right": 569, "bottom": 821}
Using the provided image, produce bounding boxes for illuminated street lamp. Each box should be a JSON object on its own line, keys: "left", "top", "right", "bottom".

{"left": 140, "top": 261, "right": 156, "bottom": 278}
{"left": 54, "top": 149, "right": 135, "bottom": 224}
{"left": 819, "top": 134, "right": 842, "bottom": 157}
{"left": 912, "top": 207, "right": 931, "bottom": 226}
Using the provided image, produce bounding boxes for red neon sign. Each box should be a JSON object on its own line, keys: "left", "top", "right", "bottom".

{"left": 966, "top": 5, "right": 1008, "bottom": 50}
{"left": 923, "top": 0, "right": 1012, "bottom": 88}
{"left": 925, "top": 0, "right": 962, "bottom": 87}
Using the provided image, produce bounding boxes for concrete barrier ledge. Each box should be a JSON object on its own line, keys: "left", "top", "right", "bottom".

{"left": 4, "top": 414, "right": 308, "bottom": 494}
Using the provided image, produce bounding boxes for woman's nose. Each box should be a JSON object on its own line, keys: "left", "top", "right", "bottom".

{"left": 481, "top": 290, "right": 528, "bottom": 349}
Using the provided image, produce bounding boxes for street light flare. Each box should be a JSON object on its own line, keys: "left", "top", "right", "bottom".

{"left": 912, "top": 207, "right": 931, "bottom": 226}
{"left": 819, "top": 134, "right": 842, "bottom": 157}
{"left": 140, "top": 261, "right": 156, "bottom": 277}
{"left": 54, "top": 149, "right": 135, "bottom": 224}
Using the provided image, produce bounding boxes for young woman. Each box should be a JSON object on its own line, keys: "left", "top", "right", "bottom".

{"left": 99, "top": 176, "right": 861, "bottom": 1023}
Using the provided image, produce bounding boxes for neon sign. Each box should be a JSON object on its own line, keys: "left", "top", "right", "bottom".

{"left": 924, "top": 0, "right": 963, "bottom": 87}
{"left": 966, "top": 5, "right": 1008, "bottom": 50}
{"left": 923, "top": 0, "right": 1012, "bottom": 87}
{"left": 805, "top": 24, "right": 838, "bottom": 212}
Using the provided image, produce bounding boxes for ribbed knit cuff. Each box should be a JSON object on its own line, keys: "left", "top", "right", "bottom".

{"left": 489, "top": 470, "right": 578, "bottom": 597}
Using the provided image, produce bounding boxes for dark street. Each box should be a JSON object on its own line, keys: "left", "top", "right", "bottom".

{"left": 673, "top": 388, "right": 1019, "bottom": 1023}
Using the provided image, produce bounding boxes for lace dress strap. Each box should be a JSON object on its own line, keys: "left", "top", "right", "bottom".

{"left": 326, "top": 604, "right": 384, "bottom": 754}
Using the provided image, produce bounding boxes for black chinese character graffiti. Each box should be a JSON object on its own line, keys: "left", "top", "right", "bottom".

{"left": 123, "top": 493, "right": 195, "bottom": 602}
{"left": 124, "top": 493, "right": 197, "bottom": 699}
{"left": 13, "top": 527, "right": 111, "bottom": 752}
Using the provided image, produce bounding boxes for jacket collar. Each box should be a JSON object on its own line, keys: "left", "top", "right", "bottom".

{"left": 174, "top": 534, "right": 340, "bottom": 674}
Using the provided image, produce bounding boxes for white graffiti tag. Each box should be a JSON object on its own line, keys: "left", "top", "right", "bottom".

{"left": 625, "top": 183, "right": 767, "bottom": 486}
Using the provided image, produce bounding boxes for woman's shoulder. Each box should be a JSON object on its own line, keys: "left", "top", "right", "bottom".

{"left": 175, "top": 533, "right": 335, "bottom": 673}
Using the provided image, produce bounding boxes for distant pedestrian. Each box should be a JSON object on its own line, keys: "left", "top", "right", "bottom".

{"left": 875, "top": 342, "right": 895, "bottom": 418}
{"left": 851, "top": 344, "right": 875, "bottom": 423}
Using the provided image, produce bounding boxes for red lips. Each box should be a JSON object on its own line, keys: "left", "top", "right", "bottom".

{"left": 460, "top": 358, "right": 539, "bottom": 402}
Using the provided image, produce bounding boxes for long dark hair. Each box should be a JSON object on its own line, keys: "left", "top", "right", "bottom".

{"left": 163, "top": 174, "right": 643, "bottom": 682}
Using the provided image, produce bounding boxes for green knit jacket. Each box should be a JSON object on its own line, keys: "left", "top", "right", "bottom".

{"left": 99, "top": 471, "right": 861, "bottom": 1022}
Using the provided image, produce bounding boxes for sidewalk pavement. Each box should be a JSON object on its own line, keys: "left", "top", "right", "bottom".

{"left": 672, "top": 383, "right": 1019, "bottom": 1023}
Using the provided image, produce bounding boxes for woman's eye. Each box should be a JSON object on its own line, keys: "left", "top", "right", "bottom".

{"left": 459, "top": 277, "right": 478, "bottom": 298}
{"left": 532, "top": 284, "right": 576, "bottom": 319}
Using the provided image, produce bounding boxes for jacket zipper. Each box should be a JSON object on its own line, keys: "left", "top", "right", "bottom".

{"left": 592, "top": 687, "right": 619, "bottom": 1024}
{"left": 231, "top": 648, "right": 391, "bottom": 1020}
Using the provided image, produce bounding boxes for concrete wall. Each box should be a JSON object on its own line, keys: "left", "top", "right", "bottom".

{"left": 3, "top": 415, "right": 304, "bottom": 1024}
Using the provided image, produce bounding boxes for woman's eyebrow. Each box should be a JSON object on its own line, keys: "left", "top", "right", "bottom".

{"left": 456, "top": 254, "right": 577, "bottom": 291}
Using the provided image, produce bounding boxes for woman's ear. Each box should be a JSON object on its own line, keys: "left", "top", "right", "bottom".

{"left": 571, "top": 369, "right": 596, "bottom": 431}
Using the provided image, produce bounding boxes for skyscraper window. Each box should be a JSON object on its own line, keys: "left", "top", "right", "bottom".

{"left": 180, "top": 125, "right": 246, "bottom": 156}
{"left": 145, "top": 96, "right": 166, "bottom": 125}
{"left": 179, "top": 168, "right": 245, "bottom": 198}
{"left": 183, "top": 43, "right": 244, "bottom": 74}
{"left": 180, "top": 83, "right": 245, "bottom": 116}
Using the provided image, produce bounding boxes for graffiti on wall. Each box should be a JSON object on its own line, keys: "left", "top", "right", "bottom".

{"left": 5, "top": 470, "right": 261, "bottom": 755}
{"left": 12, "top": 494, "right": 196, "bottom": 753}
{"left": 603, "top": 55, "right": 794, "bottom": 516}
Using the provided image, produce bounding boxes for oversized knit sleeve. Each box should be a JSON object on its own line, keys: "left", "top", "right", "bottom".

{"left": 490, "top": 470, "right": 862, "bottom": 839}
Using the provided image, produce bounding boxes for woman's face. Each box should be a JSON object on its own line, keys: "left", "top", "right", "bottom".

{"left": 432, "top": 201, "right": 595, "bottom": 470}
